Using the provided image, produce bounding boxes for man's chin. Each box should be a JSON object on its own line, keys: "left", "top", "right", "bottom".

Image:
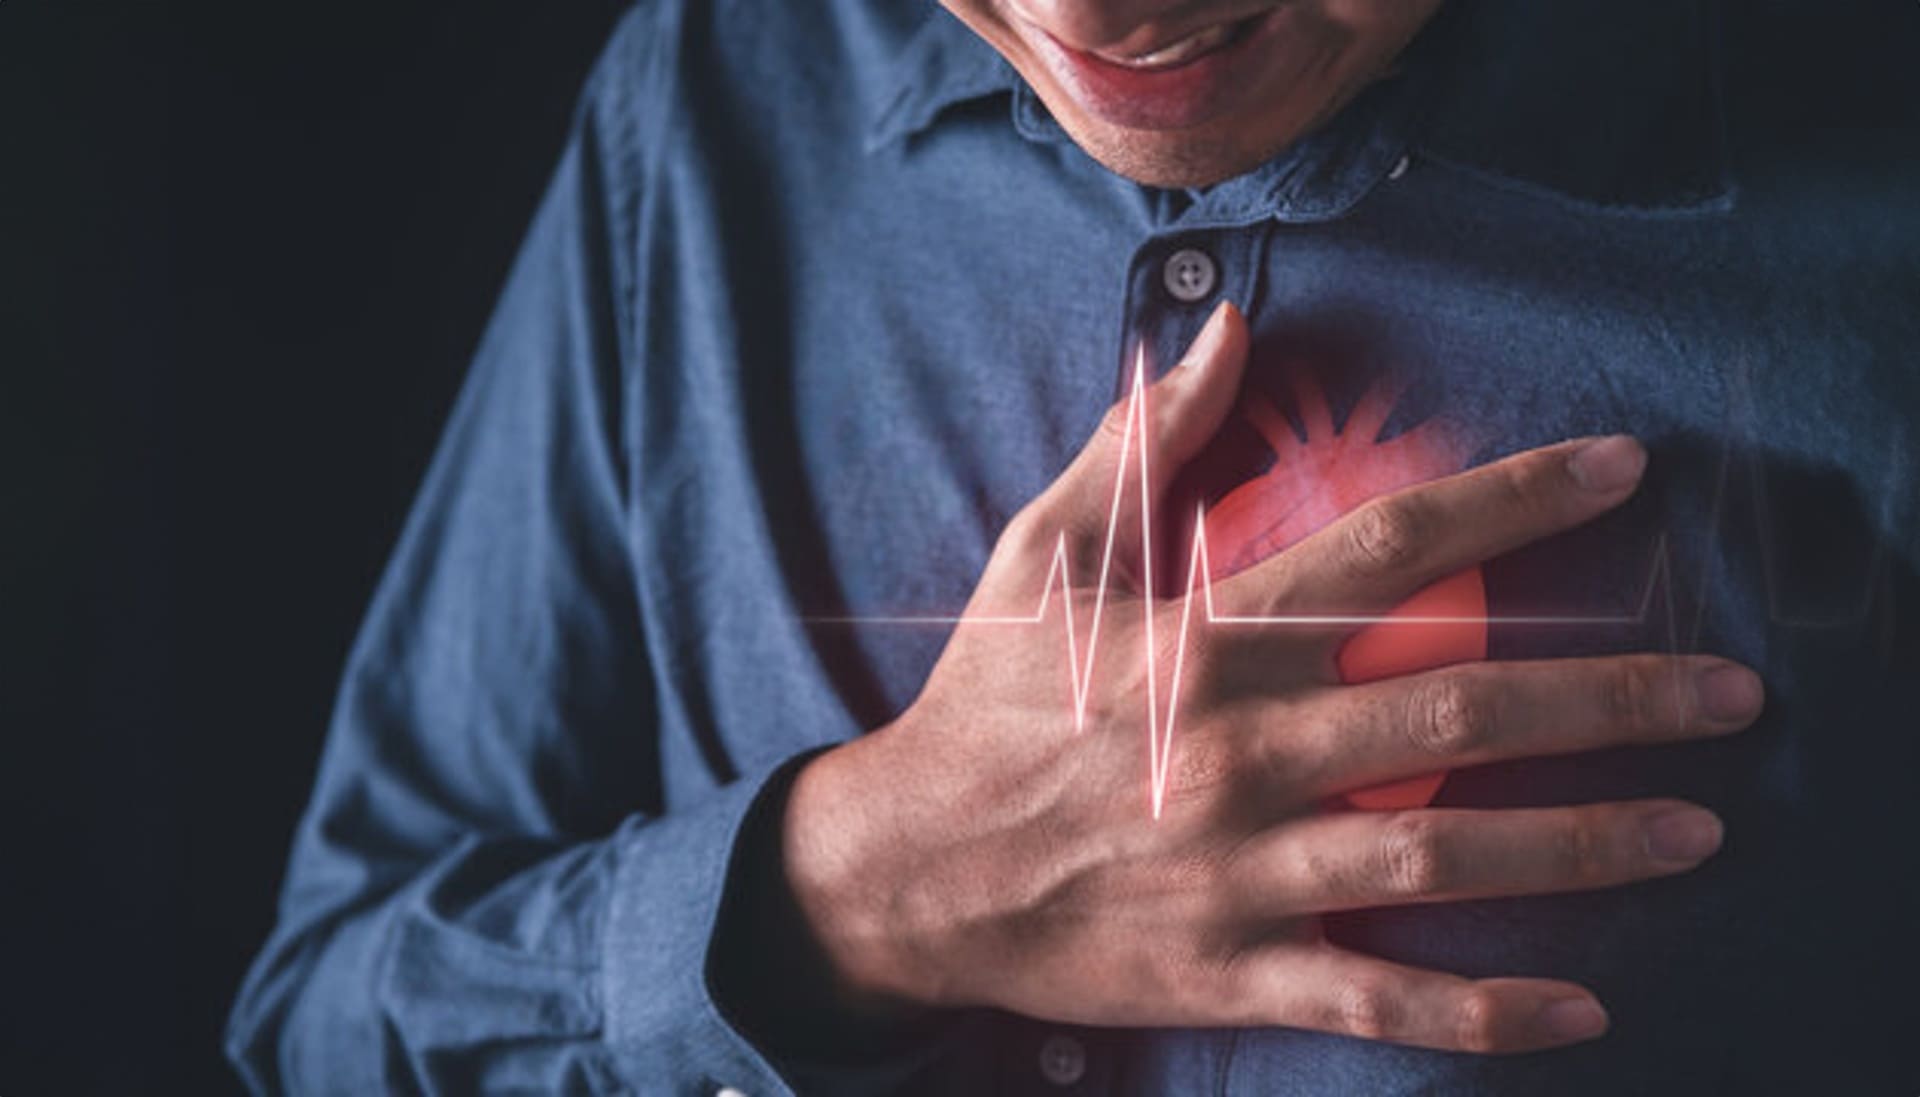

{"left": 1055, "top": 115, "right": 1281, "bottom": 190}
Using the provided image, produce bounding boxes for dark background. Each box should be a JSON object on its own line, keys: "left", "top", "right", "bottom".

{"left": 0, "top": 4, "right": 628, "bottom": 1093}
{"left": 2, "top": 3, "right": 1912, "bottom": 1096}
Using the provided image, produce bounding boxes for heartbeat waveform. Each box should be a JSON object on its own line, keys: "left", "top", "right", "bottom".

{"left": 811, "top": 347, "right": 1914, "bottom": 815}
{"left": 810, "top": 348, "right": 1733, "bottom": 817}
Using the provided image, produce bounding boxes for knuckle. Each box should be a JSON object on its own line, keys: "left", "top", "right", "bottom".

{"left": 1406, "top": 675, "right": 1487, "bottom": 758}
{"left": 1329, "top": 976, "right": 1403, "bottom": 1041}
{"left": 1201, "top": 947, "right": 1261, "bottom": 1021}
{"left": 1378, "top": 813, "right": 1450, "bottom": 897}
{"left": 1344, "top": 498, "right": 1427, "bottom": 577}
{"left": 1454, "top": 988, "right": 1506, "bottom": 1053}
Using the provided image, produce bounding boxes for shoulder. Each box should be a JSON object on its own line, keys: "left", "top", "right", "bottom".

{"left": 1723, "top": 0, "right": 1920, "bottom": 166}
{"left": 582, "top": 0, "right": 934, "bottom": 158}
{"left": 1720, "top": 1, "right": 1920, "bottom": 260}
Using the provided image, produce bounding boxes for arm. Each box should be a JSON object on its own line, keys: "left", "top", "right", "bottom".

{"left": 224, "top": 33, "right": 834, "bottom": 1094}
{"left": 231, "top": 18, "right": 1763, "bottom": 1091}
{"left": 770, "top": 304, "right": 1762, "bottom": 1051}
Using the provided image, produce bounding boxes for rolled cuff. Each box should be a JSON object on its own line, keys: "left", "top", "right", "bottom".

{"left": 603, "top": 752, "right": 982, "bottom": 1095}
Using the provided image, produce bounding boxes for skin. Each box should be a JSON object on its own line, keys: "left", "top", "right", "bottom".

{"left": 778, "top": 305, "right": 1764, "bottom": 1052}
{"left": 937, "top": 0, "right": 1447, "bottom": 188}
{"left": 768, "top": 2, "right": 1765, "bottom": 1055}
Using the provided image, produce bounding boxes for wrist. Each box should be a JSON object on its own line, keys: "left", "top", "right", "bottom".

{"left": 710, "top": 747, "right": 935, "bottom": 1065}
{"left": 780, "top": 738, "right": 938, "bottom": 1015}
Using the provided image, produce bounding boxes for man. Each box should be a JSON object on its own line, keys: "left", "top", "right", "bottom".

{"left": 229, "top": 0, "right": 1920, "bottom": 1093}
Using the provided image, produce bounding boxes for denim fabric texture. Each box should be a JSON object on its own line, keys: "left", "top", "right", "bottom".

{"left": 228, "top": 1, "right": 1920, "bottom": 1093}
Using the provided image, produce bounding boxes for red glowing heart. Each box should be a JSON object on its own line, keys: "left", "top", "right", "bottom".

{"left": 1205, "top": 374, "right": 1485, "bottom": 810}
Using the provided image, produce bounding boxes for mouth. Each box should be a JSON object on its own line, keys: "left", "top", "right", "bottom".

{"left": 1086, "top": 18, "right": 1255, "bottom": 71}
{"left": 1022, "top": 8, "right": 1289, "bottom": 132}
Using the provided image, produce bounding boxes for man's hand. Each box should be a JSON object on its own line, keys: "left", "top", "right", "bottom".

{"left": 781, "top": 302, "right": 1763, "bottom": 1054}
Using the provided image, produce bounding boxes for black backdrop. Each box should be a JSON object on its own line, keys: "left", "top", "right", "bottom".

{"left": 0, "top": 4, "right": 627, "bottom": 1093}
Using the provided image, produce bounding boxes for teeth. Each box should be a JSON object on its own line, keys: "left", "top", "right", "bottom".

{"left": 1110, "top": 23, "right": 1235, "bottom": 69}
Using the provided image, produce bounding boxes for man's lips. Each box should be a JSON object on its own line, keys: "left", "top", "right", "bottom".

{"left": 1024, "top": 9, "right": 1285, "bottom": 132}
{"left": 1088, "top": 20, "right": 1246, "bottom": 69}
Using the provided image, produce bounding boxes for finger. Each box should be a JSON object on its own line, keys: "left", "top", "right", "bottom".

{"left": 1235, "top": 800, "right": 1723, "bottom": 916}
{"left": 1283, "top": 654, "right": 1764, "bottom": 795}
{"left": 1030, "top": 301, "right": 1250, "bottom": 549}
{"left": 1242, "top": 942, "right": 1609, "bottom": 1053}
{"left": 1210, "top": 435, "right": 1646, "bottom": 625}
{"left": 1146, "top": 298, "right": 1253, "bottom": 474}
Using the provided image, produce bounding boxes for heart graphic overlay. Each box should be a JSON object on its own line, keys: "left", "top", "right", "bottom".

{"left": 1200, "top": 371, "right": 1485, "bottom": 809}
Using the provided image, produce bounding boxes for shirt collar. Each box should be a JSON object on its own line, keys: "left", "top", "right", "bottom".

{"left": 862, "top": 7, "right": 1419, "bottom": 224}
{"left": 865, "top": 0, "right": 1732, "bottom": 217}
{"left": 863, "top": 7, "right": 1018, "bottom": 154}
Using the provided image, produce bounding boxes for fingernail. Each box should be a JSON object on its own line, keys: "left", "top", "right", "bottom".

{"left": 1643, "top": 807, "right": 1724, "bottom": 864}
{"left": 1179, "top": 300, "right": 1235, "bottom": 370}
{"left": 1694, "top": 664, "right": 1763, "bottom": 724}
{"left": 1537, "top": 997, "right": 1609, "bottom": 1042}
{"left": 1567, "top": 436, "right": 1647, "bottom": 493}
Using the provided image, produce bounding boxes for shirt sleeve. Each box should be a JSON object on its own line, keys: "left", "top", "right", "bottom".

{"left": 221, "top": 17, "right": 912, "bottom": 1095}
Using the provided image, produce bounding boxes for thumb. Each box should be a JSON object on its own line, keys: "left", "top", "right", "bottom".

{"left": 1147, "top": 299, "right": 1251, "bottom": 475}
{"left": 1064, "top": 299, "right": 1251, "bottom": 502}
{"left": 1028, "top": 301, "right": 1249, "bottom": 578}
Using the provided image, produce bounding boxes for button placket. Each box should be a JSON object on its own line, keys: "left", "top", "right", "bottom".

{"left": 1118, "top": 231, "right": 1265, "bottom": 401}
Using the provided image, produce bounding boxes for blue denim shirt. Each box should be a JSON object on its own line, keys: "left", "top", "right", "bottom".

{"left": 228, "top": 1, "right": 1920, "bottom": 1093}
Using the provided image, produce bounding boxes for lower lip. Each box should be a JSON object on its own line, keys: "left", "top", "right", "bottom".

{"left": 1029, "top": 11, "right": 1285, "bottom": 132}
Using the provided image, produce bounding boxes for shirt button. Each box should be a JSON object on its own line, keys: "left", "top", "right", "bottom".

{"left": 1388, "top": 153, "right": 1412, "bottom": 181}
{"left": 1037, "top": 1032, "right": 1087, "bottom": 1086}
{"left": 714, "top": 1088, "right": 749, "bottom": 1097}
{"left": 1161, "top": 247, "right": 1218, "bottom": 303}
